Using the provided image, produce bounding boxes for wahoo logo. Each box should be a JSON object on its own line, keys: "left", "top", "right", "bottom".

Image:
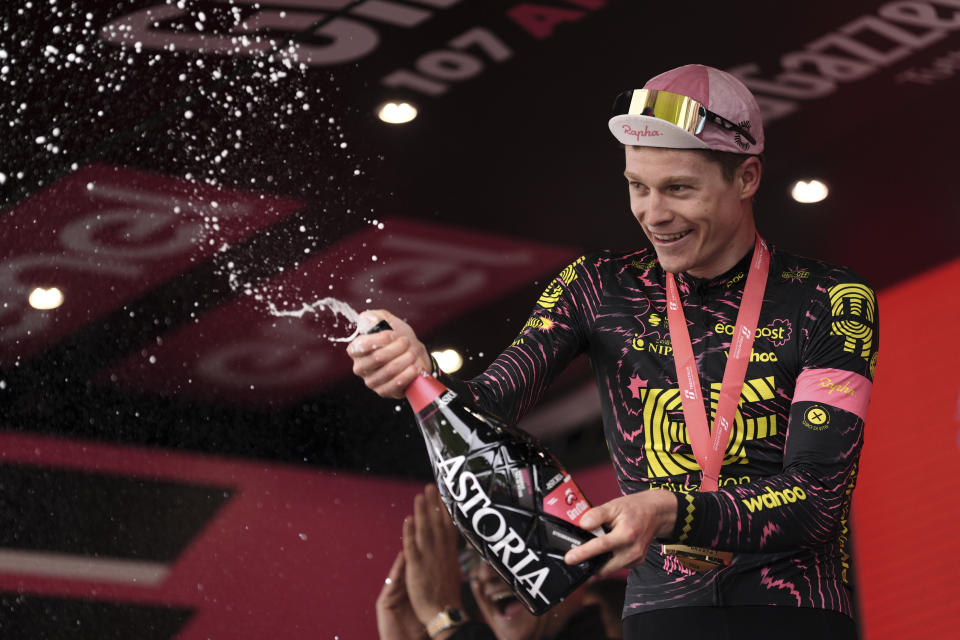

{"left": 741, "top": 486, "right": 808, "bottom": 513}
{"left": 438, "top": 455, "right": 551, "bottom": 605}
{"left": 723, "top": 349, "right": 778, "bottom": 363}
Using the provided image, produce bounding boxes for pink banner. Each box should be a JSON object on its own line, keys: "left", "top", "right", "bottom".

{"left": 0, "top": 164, "right": 303, "bottom": 366}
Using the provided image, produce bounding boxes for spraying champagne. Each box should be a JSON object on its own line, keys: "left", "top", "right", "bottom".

{"left": 366, "top": 319, "right": 608, "bottom": 616}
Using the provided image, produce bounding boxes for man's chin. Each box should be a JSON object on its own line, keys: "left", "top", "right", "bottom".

{"left": 653, "top": 252, "right": 690, "bottom": 275}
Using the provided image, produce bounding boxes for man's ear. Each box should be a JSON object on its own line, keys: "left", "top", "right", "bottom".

{"left": 738, "top": 156, "right": 762, "bottom": 200}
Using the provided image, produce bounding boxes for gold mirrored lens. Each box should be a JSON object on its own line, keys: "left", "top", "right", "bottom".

{"left": 627, "top": 89, "right": 706, "bottom": 135}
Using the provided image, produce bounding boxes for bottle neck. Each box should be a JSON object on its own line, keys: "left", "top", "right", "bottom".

{"left": 405, "top": 373, "right": 448, "bottom": 413}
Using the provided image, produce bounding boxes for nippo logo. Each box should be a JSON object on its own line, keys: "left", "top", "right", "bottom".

{"left": 438, "top": 454, "right": 551, "bottom": 605}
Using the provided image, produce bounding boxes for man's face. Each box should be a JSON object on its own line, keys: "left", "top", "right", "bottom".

{"left": 466, "top": 559, "right": 580, "bottom": 640}
{"left": 624, "top": 146, "right": 756, "bottom": 278}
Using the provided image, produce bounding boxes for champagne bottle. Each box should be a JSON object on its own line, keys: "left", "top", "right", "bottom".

{"left": 367, "top": 320, "right": 608, "bottom": 615}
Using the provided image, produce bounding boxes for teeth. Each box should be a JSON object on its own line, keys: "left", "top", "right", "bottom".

{"left": 654, "top": 231, "right": 689, "bottom": 241}
{"left": 490, "top": 592, "right": 514, "bottom": 603}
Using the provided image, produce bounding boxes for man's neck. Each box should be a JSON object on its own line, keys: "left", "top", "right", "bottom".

{"left": 686, "top": 220, "right": 757, "bottom": 280}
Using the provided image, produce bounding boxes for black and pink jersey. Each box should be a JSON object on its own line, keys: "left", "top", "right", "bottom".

{"left": 446, "top": 243, "right": 878, "bottom": 618}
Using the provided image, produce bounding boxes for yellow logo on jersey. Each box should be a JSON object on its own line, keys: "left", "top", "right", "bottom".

{"left": 632, "top": 335, "right": 672, "bottom": 356}
{"left": 537, "top": 256, "right": 585, "bottom": 310}
{"left": 630, "top": 257, "right": 658, "bottom": 271}
{"left": 802, "top": 404, "right": 831, "bottom": 431}
{"left": 511, "top": 316, "right": 556, "bottom": 346}
{"left": 827, "top": 283, "right": 876, "bottom": 362}
{"left": 639, "top": 376, "right": 778, "bottom": 478}
{"left": 726, "top": 271, "right": 745, "bottom": 288}
{"left": 741, "top": 486, "right": 807, "bottom": 513}
{"left": 838, "top": 462, "right": 858, "bottom": 584}
{"left": 781, "top": 269, "right": 810, "bottom": 281}
{"left": 723, "top": 349, "right": 778, "bottom": 363}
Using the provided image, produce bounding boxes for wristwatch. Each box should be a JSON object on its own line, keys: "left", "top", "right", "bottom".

{"left": 426, "top": 605, "right": 467, "bottom": 638}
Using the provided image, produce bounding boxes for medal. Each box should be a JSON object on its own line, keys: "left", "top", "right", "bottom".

{"left": 659, "top": 235, "right": 770, "bottom": 572}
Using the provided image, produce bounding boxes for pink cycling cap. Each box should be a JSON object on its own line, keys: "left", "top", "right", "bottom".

{"left": 608, "top": 64, "right": 764, "bottom": 154}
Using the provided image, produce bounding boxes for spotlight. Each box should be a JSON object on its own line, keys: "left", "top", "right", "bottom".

{"left": 791, "top": 179, "right": 829, "bottom": 204}
{"left": 378, "top": 101, "right": 418, "bottom": 124}
{"left": 431, "top": 349, "right": 463, "bottom": 374}
{"left": 28, "top": 287, "right": 64, "bottom": 310}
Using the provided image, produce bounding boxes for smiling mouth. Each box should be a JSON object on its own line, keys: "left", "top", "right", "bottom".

{"left": 652, "top": 230, "right": 692, "bottom": 242}
{"left": 490, "top": 591, "right": 521, "bottom": 615}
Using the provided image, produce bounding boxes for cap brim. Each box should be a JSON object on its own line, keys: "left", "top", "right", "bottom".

{"left": 608, "top": 115, "right": 708, "bottom": 149}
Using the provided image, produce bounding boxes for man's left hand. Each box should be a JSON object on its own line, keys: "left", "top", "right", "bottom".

{"left": 563, "top": 489, "right": 678, "bottom": 576}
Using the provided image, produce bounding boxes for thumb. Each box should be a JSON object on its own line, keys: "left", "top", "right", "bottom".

{"left": 357, "top": 309, "right": 387, "bottom": 333}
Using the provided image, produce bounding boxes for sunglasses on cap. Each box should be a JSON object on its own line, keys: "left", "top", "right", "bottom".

{"left": 612, "top": 89, "right": 757, "bottom": 147}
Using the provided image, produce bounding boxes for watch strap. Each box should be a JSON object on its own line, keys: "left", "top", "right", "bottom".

{"left": 426, "top": 606, "right": 466, "bottom": 638}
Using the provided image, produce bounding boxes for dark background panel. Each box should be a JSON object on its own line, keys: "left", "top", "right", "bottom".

{"left": 0, "top": 464, "right": 231, "bottom": 562}
{"left": 0, "top": 593, "right": 193, "bottom": 640}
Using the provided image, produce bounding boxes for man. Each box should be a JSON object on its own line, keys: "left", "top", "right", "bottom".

{"left": 376, "top": 484, "right": 607, "bottom": 640}
{"left": 350, "top": 64, "right": 878, "bottom": 639}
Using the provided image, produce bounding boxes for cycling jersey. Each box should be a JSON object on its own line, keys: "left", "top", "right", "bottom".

{"left": 446, "top": 243, "right": 878, "bottom": 618}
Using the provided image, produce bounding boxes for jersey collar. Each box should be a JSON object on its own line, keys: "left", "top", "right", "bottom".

{"left": 673, "top": 244, "right": 758, "bottom": 294}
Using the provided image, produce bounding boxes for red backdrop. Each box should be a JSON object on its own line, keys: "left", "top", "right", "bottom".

{"left": 854, "top": 257, "right": 960, "bottom": 638}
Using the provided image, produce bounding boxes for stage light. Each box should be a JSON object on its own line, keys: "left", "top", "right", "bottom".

{"left": 431, "top": 348, "right": 463, "bottom": 374}
{"left": 378, "top": 101, "right": 418, "bottom": 124}
{"left": 791, "top": 179, "right": 829, "bottom": 204}
{"left": 28, "top": 287, "right": 64, "bottom": 310}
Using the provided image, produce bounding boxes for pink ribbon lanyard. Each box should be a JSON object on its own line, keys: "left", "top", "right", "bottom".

{"left": 664, "top": 236, "right": 770, "bottom": 492}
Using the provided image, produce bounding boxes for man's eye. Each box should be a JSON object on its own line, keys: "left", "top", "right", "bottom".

{"left": 668, "top": 184, "right": 690, "bottom": 192}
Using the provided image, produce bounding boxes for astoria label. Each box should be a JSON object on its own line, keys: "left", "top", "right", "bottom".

{"left": 438, "top": 454, "right": 551, "bottom": 604}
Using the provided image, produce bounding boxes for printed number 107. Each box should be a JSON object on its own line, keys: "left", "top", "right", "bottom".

{"left": 381, "top": 27, "right": 513, "bottom": 96}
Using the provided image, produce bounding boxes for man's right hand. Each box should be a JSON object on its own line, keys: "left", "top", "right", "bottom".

{"left": 346, "top": 309, "right": 431, "bottom": 399}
